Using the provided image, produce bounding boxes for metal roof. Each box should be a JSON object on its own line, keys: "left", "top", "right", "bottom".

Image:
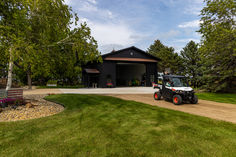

{"left": 102, "top": 46, "right": 161, "bottom": 61}
{"left": 104, "top": 57, "right": 158, "bottom": 62}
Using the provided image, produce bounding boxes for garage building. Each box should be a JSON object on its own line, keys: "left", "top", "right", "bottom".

{"left": 82, "top": 46, "right": 160, "bottom": 88}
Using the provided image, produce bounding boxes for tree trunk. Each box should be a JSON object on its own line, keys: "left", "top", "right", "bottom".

{"left": 6, "top": 48, "right": 13, "bottom": 90}
{"left": 27, "top": 70, "right": 32, "bottom": 90}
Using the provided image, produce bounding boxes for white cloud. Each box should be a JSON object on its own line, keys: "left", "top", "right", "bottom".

{"left": 184, "top": 0, "right": 204, "bottom": 15}
{"left": 64, "top": 0, "right": 72, "bottom": 5}
{"left": 178, "top": 20, "right": 200, "bottom": 28}
{"left": 80, "top": 17, "right": 89, "bottom": 23}
{"left": 100, "top": 44, "right": 124, "bottom": 54}
{"left": 79, "top": 18, "right": 141, "bottom": 50}
{"left": 80, "top": 1, "right": 98, "bottom": 12}
{"left": 107, "top": 10, "right": 113, "bottom": 19}
{"left": 184, "top": 6, "right": 202, "bottom": 15}
{"left": 64, "top": 0, "right": 142, "bottom": 53}
{"left": 90, "top": 23, "right": 137, "bottom": 46}
{"left": 87, "top": 0, "right": 96, "bottom": 4}
{"left": 65, "top": 0, "right": 114, "bottom": 20}
{"left": 174, "top": 38, "right": 200, "bottom": 43}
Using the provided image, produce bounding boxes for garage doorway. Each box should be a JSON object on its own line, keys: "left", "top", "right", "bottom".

{"left": 116, "top": 63, "right": 146, "bottom": 87}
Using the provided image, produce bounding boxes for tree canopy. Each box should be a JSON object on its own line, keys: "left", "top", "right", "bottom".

{"left": 180, "top": 41, "right": 202, "bottom": 88}
{"left": 147, "top": 40, "right": 183, "bottom": 74}
{"left": 0, "top": 0, "right": 102, "bottom": 88}
{"left": 198, "top": 0, "right": 236, "bottom": 92}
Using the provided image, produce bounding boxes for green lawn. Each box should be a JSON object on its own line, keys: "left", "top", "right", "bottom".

{"left": 196, "top": 93, "right": 236, "bottom": 104}
{"left": 0, "top": 94, "right": 236, "bottom": 156}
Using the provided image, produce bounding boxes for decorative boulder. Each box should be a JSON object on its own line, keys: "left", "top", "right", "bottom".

{"left": 26, "top": 103, "right": 33, "bottom": 108}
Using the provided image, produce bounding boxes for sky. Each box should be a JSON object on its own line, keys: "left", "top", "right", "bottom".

{"left": 64, "top": 0, "right": 205, "bottom": 54}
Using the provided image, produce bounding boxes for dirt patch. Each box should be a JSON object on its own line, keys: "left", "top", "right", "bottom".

{"left": 107, "top": 94, "right": 236, "bottom": 124}
{"left": 0, "top": 94, "right": 64, "bottom": 122}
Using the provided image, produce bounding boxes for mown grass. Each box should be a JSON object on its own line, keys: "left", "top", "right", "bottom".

{"left": 196, "top": 93, "right": 236, "bottom": 104}
{"left": 0, "top": 94, "right": 236, "bottom": 157}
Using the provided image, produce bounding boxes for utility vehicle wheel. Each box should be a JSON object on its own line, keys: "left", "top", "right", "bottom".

{"left": 173, "top": 95, "right": 182, "bottom": 105}
{"left": 154, "top": 92, "right": 161, "bottom": 100}
{"left": 191, "top": 95, "right": 198, "bottom": 104}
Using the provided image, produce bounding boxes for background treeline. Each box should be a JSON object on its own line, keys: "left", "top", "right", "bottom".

{"left": 148, "top": 0, "right": 235, "bottom": 93}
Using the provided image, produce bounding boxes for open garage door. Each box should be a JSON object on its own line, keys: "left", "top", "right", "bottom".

{"left": 116, "top": 63, "right": 146, "bottom": 87}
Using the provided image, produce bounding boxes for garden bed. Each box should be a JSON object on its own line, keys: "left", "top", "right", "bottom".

{"left": 0, "top": 94, "right": 64, "bottom": 122}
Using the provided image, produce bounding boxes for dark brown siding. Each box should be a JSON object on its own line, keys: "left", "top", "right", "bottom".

{"left": 146, "top": 63, "right": 157, "bottom": 86}
{"left": 99, "top": 61, "right": 116, "bottom": 88}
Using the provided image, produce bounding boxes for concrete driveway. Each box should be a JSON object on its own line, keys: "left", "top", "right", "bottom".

{"left": 24, "top": 87, "right": 156, "bottom": 95}
{"left": 60, "top": 87, "right": 156, "bottom": 94}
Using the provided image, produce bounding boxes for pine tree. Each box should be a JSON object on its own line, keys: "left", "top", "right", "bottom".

{"left": 180, "top": 41, "right": 202, "bottom": 88}
{"left": 198, "top": 0, "right": 236, "bottom": 92}
{"left": 148, "top": 40, "right": 183, "bottom": 74}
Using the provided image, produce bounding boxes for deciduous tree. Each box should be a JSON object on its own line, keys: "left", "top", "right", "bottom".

{"left": 1, "top": 0, "right": 102, "bottom": 89}
{"left": 0, "top": 0, "right": 28, "bottom": 89}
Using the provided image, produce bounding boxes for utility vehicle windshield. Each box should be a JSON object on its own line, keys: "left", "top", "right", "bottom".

{"left": 170, "top": 77, "right": 189, "bottom": 87}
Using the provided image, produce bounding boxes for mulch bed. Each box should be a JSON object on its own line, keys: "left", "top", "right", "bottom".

{"left": 0, "top": 94, "right": 64, "bottom": 122}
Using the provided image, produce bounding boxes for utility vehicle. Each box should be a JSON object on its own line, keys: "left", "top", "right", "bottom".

{"left": 154, "top": 75, "right": 198, "bottom": 105}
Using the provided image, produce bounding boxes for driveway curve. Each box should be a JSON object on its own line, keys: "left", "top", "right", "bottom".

{"left": 108, "top": 94, "right": 236, "bottom": 124}
{"left": 23, "top": 88, "right": 236, "bottom": 124}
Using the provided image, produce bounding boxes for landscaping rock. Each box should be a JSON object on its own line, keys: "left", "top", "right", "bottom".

{"left": 24, "top": 99, "right": 31, "bottom": 104}
{"left": 25, "top": 103, "right": 33, "bottom": 108}
{"left": 11, "top": 105, "right": 17, "bottom": 109}
{"left": 0, "top": 94, "right": 64, "bottom": 122}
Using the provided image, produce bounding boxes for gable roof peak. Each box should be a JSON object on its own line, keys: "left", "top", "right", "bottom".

{"left": 102, "top": 46, "right": 161, "bottom": 61}
{"left": 107, "top": 46, "right": 143, "bottom": 54}
{"left": 111, "top": 49, "right": 116, "bottom": 53}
